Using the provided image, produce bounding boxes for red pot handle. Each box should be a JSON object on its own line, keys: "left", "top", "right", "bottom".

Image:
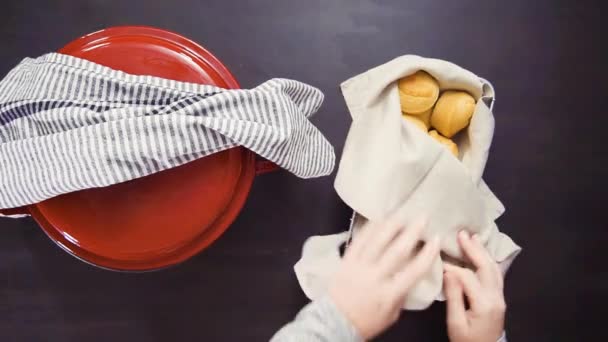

{"left": 255, "top": 157, "right": 279, "bottom": 175}
{"left": 0, "top": 206, "right": 29, "bottom": 216}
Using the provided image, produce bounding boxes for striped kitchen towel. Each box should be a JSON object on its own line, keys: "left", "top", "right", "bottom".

{"left": 0, "top": 53, "right": 335, "bottom": 209}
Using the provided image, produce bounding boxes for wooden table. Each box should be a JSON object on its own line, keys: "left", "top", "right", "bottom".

{"left": 1, "top": 0, "right": 606, "bottom": 340}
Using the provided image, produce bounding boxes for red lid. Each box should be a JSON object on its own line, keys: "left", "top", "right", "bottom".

{"left": 26, "top": 26, "right": 256, "bottom": 271}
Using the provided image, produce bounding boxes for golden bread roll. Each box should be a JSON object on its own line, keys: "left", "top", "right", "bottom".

{"left": 398, "top": 71, "right": 439, "bottom": 114}
{"left": 431, "top": 90, "right": 475, "bottom": 138}
{"left": 404, "top": 108, "right": 432, "bottom": 129}
{"left": 429, "top": 130, "right": 459, "bottom": 157}
{"left": 402, "top": 114, "right": 428, "bottom": 132}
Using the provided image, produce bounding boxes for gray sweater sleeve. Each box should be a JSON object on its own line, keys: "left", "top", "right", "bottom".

{"left": 270, "top": 297, "right": 363, "bottom": 342}
{"left": 270, "top": 297, "right": 508, "bottom": 342}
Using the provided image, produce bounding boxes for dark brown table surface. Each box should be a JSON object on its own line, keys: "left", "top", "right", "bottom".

{"left": 1, "top": 0, "right": 607, "bottom": 341}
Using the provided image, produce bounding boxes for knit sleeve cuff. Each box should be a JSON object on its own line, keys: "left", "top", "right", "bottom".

{"left": 302, "top": 296, "right": 363, "bottom": 342}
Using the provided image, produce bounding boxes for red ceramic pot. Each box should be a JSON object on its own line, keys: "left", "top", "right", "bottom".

{"left": 0, "top": 26, "right": 276, "bottom": 271}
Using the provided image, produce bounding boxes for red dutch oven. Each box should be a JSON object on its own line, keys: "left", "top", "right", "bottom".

{"left": 0, "top": 26, "right": 276, "bottom": 271}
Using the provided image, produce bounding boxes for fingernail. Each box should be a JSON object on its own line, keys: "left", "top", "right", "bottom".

{"left": 472, "top": 234, "right": 480, "bottom": 241}
{"left": 459, "top": 230, "right": 469, "bottom": 240}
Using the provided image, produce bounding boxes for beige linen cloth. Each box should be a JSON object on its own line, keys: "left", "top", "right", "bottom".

{"left": 294, "top": 55, "right": 521, "bottom": 310}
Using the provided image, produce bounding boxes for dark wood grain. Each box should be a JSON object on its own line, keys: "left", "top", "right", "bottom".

{"left": 1, "top": 0, "right": 607, "bottom": 341}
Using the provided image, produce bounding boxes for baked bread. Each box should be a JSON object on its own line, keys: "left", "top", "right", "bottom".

{"left": 430, "top": 90, "right": 475, "bottom": 138}
{"left": 398, "top": 71, "right": 439, "bottom": 114}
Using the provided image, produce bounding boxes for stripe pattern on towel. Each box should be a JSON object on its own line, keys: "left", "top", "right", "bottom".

{"left": 0, "top": 53, "right": 335, "bottom": 209}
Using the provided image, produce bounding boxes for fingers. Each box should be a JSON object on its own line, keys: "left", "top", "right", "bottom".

{"left": 443, "top": 263, "right": 482, "bottom": 311}
{"left": 348, "top": 213, "right": 406, "bottom": 259}
{"left": 377, "top": 218, "right": 427, "bottom": 275}
{"left": 346, "top": 223, "right": 376, "bottom": 259}
{"left": 472, "top": 234, "right": 504, "bottom": 288}
{"left": 391, "top": 237, "right": 440, "bottom": 296}
{"left": 458, "top": 231, "right": 502, "bottom": 288}
{"left": 458, "top": 231, "right": 495, "bottom": 285}
{"left": 361, "top": 218, "right": 407, "bottom": 262}
{"left": 444, "top": 271, "right": 468, "bottom": 330}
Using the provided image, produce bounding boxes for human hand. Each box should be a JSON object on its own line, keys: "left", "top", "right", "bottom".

{"left": 328, "top": 218, "right": 440, "bottom": 340}
{"left": 444, "top": 231, "right": 506, "bottom": 342}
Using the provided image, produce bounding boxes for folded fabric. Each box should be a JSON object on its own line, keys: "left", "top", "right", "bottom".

{"left": 0, "top": 53, "right": 335, "bottom": 209}
{"left": 295, "top": 55, "right": 521, "bottom": 310}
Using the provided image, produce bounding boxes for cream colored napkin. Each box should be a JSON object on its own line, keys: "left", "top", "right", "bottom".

{"left": 295, "top": 55, "right": 521, "bottom": 310}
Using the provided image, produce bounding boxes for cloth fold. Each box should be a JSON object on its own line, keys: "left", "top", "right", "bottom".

{"left": 0, "top": 53, "right": 335, "bottom": 209}
{"left": 295, "top": 55, "right": 520, "bottom": 310}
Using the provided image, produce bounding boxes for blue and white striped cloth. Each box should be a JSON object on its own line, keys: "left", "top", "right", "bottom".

{"left": 0, "top": 53, "right": 335, "bottom": 209}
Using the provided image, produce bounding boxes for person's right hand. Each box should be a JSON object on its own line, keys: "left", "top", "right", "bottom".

{"left": 328, "top": 218, "right": 440, "bottom": 340}
{"left": 443, "top": 231, "right": 506, "bottom": 342}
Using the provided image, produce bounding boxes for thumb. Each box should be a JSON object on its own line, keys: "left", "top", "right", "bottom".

{"left": 444, "top": 271, "right": 467, "bottom": 330}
